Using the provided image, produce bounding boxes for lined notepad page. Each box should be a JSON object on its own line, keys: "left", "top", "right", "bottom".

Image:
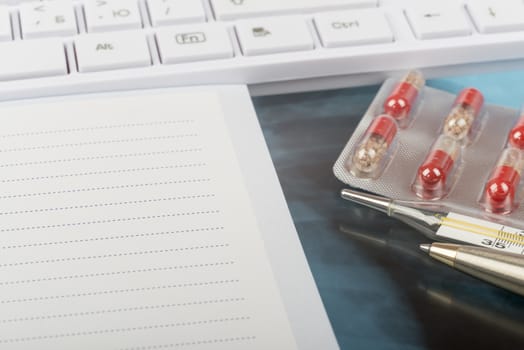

{"left": 0, "top": 88, "right": 299, "bottom": 349}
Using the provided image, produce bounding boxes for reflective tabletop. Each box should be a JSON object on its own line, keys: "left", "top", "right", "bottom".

{"left": 252, "top": 74, "right": 524, "bottom": 350}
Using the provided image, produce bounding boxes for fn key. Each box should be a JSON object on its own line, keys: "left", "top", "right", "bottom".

{"left": 156, "top": 23, "right": 233, "bottom": 64}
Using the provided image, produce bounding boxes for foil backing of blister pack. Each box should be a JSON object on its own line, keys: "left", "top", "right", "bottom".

{"left": 333, "top": 78, "right": 524, "bottom": 225}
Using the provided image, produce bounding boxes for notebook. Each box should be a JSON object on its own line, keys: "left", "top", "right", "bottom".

{"left": 0, "top": 85, "right": 338, "bottom": 349}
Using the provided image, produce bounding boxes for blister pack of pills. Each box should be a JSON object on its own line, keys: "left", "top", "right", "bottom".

{"left": 334, "top": 71, "right": 524, "bottom": 226}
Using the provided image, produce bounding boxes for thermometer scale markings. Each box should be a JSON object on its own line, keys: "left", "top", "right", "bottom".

{"left": 437, "top": 213, "right": 524, "bottom": 254}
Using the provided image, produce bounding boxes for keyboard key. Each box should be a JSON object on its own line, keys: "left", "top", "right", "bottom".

{"left": 0, "top": 6, "right": 11, "bottom": 41}
{"left": 0, "top": 39, "right": 67, "bottom": 80}
{"left": 156, "top": 23, "right": 233, "bottom": 64}
{"left": 315, "top": 10, "right": 393, "bottom": 48}
{"left": 405, "top": 5, "right": 471, "bottom": 39}
{"left": 211, "top": 0, "right": 378, "bottom": 20}
{"left": 84, "top": 0, "right": 142, "bottom": 32}
{"left": 75, "top": 32, "right": 151, "bottom": 72}
{"left": 236, "top": 16, "right": 314, "bottom": 56}
{"left": 19, "top": 0, "right": 77, "bottom": 39}
{"left": 147, "top": 0, "right": 206, "bottom": 26}
{"left": 467, "top": 0, "right": 524, "bottom": 33}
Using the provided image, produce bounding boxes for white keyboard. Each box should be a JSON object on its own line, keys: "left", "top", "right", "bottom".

{"left": 0, "top": 0, "right": 524, "bottom": 99}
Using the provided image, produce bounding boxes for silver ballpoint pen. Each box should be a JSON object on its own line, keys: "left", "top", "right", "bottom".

{"left": 420, "top": 242, "right": 524, "bottom": 296}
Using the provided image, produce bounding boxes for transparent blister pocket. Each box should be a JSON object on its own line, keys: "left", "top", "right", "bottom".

{"left": 478, "top": 107, "right": 524, "bottom": 215}
{"left": 508, "top": 110, "right": 524, "bottom": 150}
{"left": 412, "top": 135, "right": 462, "bottom": 200}
{"left": 345, "top": 115, "right": 398, "bottom": 179}
{"left": 479, "top": 148, "right": 524, "bottom": 214}
{"left": 440, "top": 88, "right": 486, "bottom": 145}
{"left": 381, "top": 70, "right": 425, "bottom": 129}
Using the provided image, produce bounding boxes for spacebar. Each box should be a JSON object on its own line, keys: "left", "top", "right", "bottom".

{"left": 211, "top": 0, "right": 378, "bottom": 20}
{"left": 0, "top": 39, "right": 68, "bottom": 81}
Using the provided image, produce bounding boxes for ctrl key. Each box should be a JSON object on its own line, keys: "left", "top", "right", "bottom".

{"left": 0, "top": 39, "right": 68, "bottom": 81}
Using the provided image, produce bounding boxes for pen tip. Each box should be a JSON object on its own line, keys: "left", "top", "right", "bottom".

{"left": 419, "top": 244, "right": 431, "bottom": 253}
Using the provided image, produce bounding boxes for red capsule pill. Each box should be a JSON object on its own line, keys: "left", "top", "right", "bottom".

{"left": 484, "top": 148, "right": 524, "bottom": 213}
{"left": 418, "top": 150, "right": 455, "bottom": 190}
{"left": 367, "top": 114, "right": 397, "bottom": 144}
{"left": 442, "top": 88, "right": 484, "bottom": 141}
{"left": 509, "top": 114, "right": 524, "bottom": 150}
{"left": 383, "top": 70, "right": 424, "bottom": 122}
{"left": 454, "top": 88, "right": 484, "bottom": 115}
{"left": 350, "top": 115, "right": 397, "bottom": 175}
{"left": 416, "top": 136, "right": 460, "bottom": 198}
{"left": 486, "top": 166, "right": 520, "bottom": 203}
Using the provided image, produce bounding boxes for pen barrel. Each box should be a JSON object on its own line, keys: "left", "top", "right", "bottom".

{"left": 455, "top": 247, "right": 524, "bottom": 296}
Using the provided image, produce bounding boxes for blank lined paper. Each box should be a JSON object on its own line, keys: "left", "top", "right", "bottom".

{"left": 0, "top": 88, "right": 300, "bottom": 349}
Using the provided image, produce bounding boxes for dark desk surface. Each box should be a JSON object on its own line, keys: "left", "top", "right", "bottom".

{"left": 253, "top": 85, "right": 524, "bottom": 350}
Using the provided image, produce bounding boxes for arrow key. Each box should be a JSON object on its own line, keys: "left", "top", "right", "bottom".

{"left": 405, "top": 5, "right": 472, "bottom": 40}
{"left": 75, "top": 32, "right": 151, "bottom": 72}
{"left": 466, "top": 0, "right": 524, "bottom": 33}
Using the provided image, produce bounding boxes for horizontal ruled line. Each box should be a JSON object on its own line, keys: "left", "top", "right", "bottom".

{"left": 0, "top": 210, "right": 220, "bottom": 233}
{"left": 1, "top": 245, "right": 230, "bottom": 268}
{"left": 0, "top": 163, "right": 206, "bottom": 183}
{"left": 119, "top": 336, "right": 257, "bottom": 350}
{"left": 0, "top": 178, "right": 211, "bottom": 200}
{"left": 0, "top": 194, "right": 215, "bottom": 216}
{"left": 0, "top": 261, "right": 234, "bottom": 285}
{"left": 0, "top": 317, "right": 251, "bottom": 344}
{"left": 1, "top": 226, "right": 225, "bottom": 250}
{"left": 0, "top": 134, "right": 198, "bottom": 153}
{"left": 0, "top": 120, "right": 194, "bottom": 139}
{"left": 1, "top": 279, "right": 241, "bottom": 304}
{"left": 1, "top": 297, "right": 245, "bottom": 324}
{"left": 0, "top": 149, "right": 202, "bottom": 168}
